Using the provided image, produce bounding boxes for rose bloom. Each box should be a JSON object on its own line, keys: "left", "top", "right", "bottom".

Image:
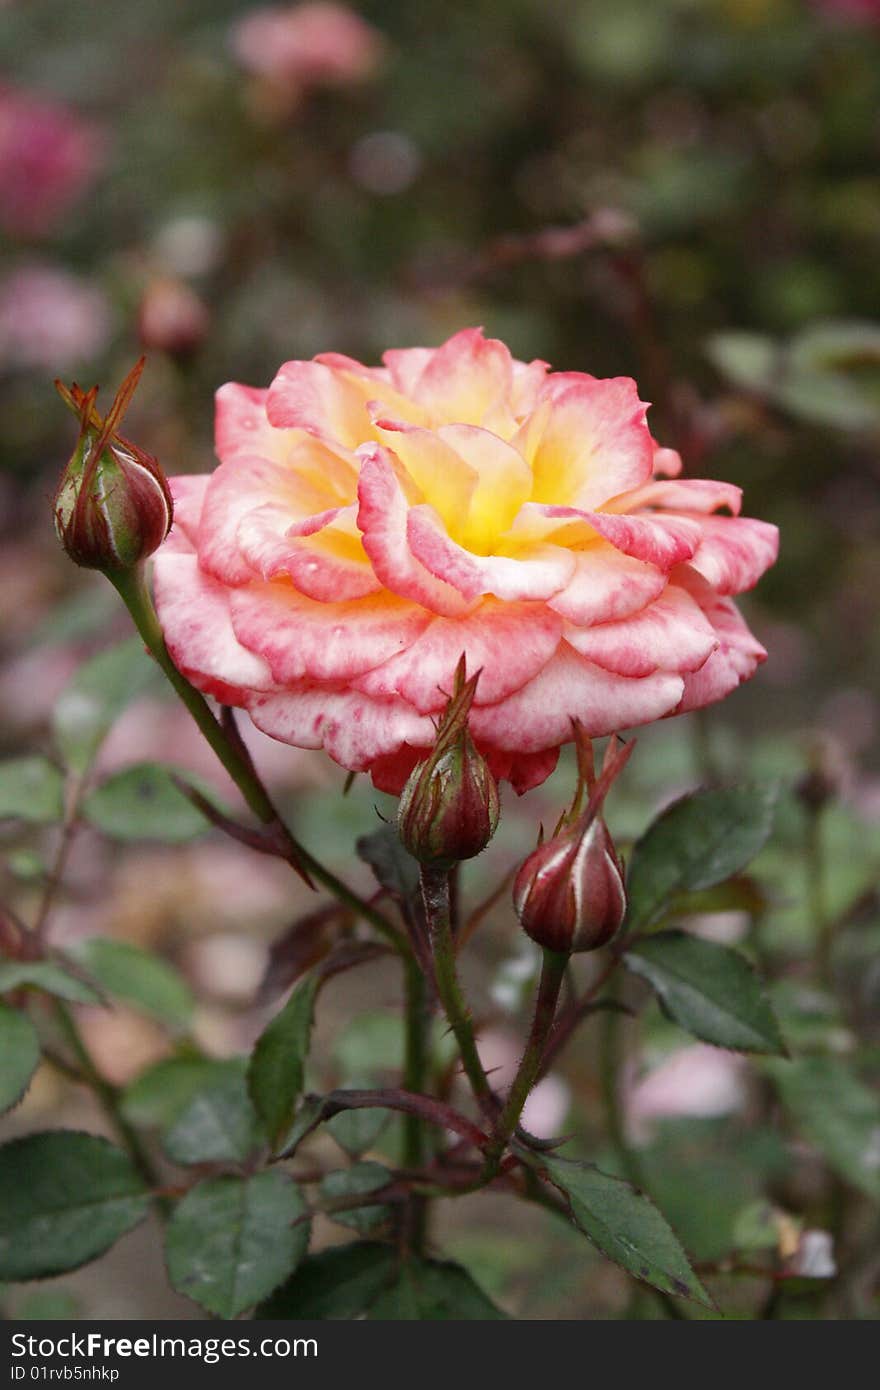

{"left": 230, "top": 3, "right": 383, "bottom": 89}
{"left": 0, "top": 84, "right": 104, "bottom": 239}
{"left": 0, "top": 264, "right": 112, "bottom": 371}
{"left": 153, "top": 329, "right": 778, "bottom": 794}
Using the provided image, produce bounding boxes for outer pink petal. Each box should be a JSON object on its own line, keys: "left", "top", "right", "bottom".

{"left": 382, "top": 346, "right": 435, "bottom": 396}
{"left": 353, "top": 598, "right": 563, "bottom": 712}
{"left": 565, "top": 585, "right": 718, "bottom": 678}
{"left": 356, "top": 444, "right": 473, "bottom": 617}
{"left": 228, "top": 583, "right": 430, "bottom": 684}
{"left": 152, "top": 551, "right": 275, "bottom": 702}
{"left": 406, "top": 504, "right": 575, "bottom": 602}
{"left": 688, "top": 515, "right": 780, "bottom": 595}
{"left": 547, "top": 546, "right": 667, "bottom": 626}
{"left": 516, "top": 503, "right": 703, "bottom": 570}
{"left": 671, "top": 566, "right": 767, "bottom": 711}
{"left": 214, "top": 382, "right": 302, "bottom": 467}
{"left": 235, "top": 502, "right": 380, "bottom": 601}
{"left": 486, "top": 746, "right": 560, "bottom": 794}
{"left": 162, "top": 475, "right": 207, "bottom": 554}
{"left": 620, "top": 477, "right": 743, "bottom": 516}
{"left": 522, "top": 375, "right": 654, "bottom": 510}
{"left": 246, "top": 687, "right": 435, "bottom": 773}
{"left": 267, "top": 358, "right": 425, "bottom": 447}
{"left": 652, "top": 444, "right": 682, "bottom": 477}
{"left": 468, "top": 642, "right": 685, "bottom": 752}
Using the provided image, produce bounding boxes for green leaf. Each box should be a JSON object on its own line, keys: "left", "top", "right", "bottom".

{"left": 356, "top": 825, "right": 420, "bottom": 902}
{"left": 368, "top": 1256, "right": 506, "bottom": 1320}
{"left": 706, "top": 331, "right": 778, "bottom": 395}
{"left": 82, "top": 763, "right": 225, "bottom": 843}
{"left": 258, "top": 1242, "right": 396, "bottom": 1319}
{"left": 540, "top": 1156, "right": 710, "bottom": 1307}
{"left": 163, "top": 1067, "right": 264, "bottom": 1166}
{"left": 66, "top": 936, "right": 193, "bottom": 1032}
{"left": 0, "top": 757, "right": 64, "bottom": 824}
{"left": 625, "top": 931, "right": 787, "bottom": 1055}
{"left": 0, "top": 961, "right": 103, "bottom": 1006}
{"left": 766, "top": 1056, "right": 880, "bottom": 1200}
{"left": 165, "top": 1172, "right": 308, "bottom": 1318}
{"left": 53, "top": 638, "right": 159, "bottom": 775}
{"left": 319, "top": 1163, "right": 392, "bottom": 1234}
{"left": 625, "top": 784, "right": 777, "bottom": 932}
{"left": 121, "top": 1056, "right": 246, "bottom": 1130}
{"left": 0, "top": 1132, "right": 150, "bottom": 1279}
{"left": 247, "top": 976, "right": 318, "bottom": 1148}
{"left": 0, "top": 1005, "right": 40, "bottom": 1113}
{"left": 327, "top": 1105, "right": 391, "bottom": 1158}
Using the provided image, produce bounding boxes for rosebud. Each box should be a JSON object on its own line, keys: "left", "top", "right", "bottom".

{"left": 513, "top": 816, "right": 626, "bottom": 954}
{"left": 54, "top": 359, "right": 173, "bottom": 573}
{"left": 398, "top": 659, "right": 499, "bottom": 866}
{"left": 512, "top": 731, "right": 633, "bottom": 954}
{"left": 137, "top": 277, "right": 209, "bottom": 358}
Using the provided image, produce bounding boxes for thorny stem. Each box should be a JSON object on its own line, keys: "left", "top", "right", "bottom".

{"left": 110, "top": 566, "right": 404, "bottom": 953}
{"left": 481, "top": 948, "right": 569, "bottom": 1178}
{"left": 419, "top": 864, "right": 495, "bottom": 1117}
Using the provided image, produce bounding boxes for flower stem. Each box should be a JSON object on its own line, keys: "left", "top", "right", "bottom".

{"left": 481, "top": 947, "right": 569, "bottom": 1178}
{"left": 420, "top": 864, "right": 495, "bottom": 1117}
{"left": 401, "top": 954, "right": 430, "bottom": 1252}
{"left": 109, "top": 565, "right": 404, "bottom": 952}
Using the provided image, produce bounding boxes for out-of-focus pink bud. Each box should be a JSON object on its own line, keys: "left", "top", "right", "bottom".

{"left": 0, "top": 264, "right": 112, "bottom": 372}
{"left": 513, "top": 730, "right": 632, "bottom": 954}
{"left": 230, "top": 3, "right": 384, "bottom": 90}
{"left": 398, "top": 658, "right": 499, "bottom": 867}
{"left": 137, "top": 278, "right": 209, "bottom": 359}
{"left": 54, "top": 360, "right": 173, "bottom": 573}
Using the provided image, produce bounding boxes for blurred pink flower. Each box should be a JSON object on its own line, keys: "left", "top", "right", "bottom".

{"left": 138, "top": 278, "right": 210, "bottom": 359}
{"left": 626, "top": 1044, "right": 748, "bottom": 1142}
{"left": 0, "top": 84, "right": 104, "bottom": 238}
{"left": 230, "top": 3, "right": 384, "bottom": 90}
{"left": 0, "top": 264, "right": 112, "bottom": 371}
{"left": 477, "top": 1028, "right": 570, "bottom": 1138}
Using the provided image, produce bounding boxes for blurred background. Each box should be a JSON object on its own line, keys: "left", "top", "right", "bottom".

{"left": 1, "top": 0, "right": 879, "bottom": 1319}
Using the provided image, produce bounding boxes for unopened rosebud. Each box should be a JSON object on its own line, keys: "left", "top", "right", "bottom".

{"left": 398, "top": 659, "right": 499, "bottom": 866}
{"left": 54, "top": 359, "right": 173, "bottom": 573}
{"left": 138, "top": 278, "right": 209, "bottom": 358}
{"left": 513, "top": 816, "right": 626, "bottom": 954}
{"left": 513, "top": 731, "right": 633, "bottom": 954}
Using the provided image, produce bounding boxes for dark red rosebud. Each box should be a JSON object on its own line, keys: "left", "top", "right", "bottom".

{"left": 137, "top": 277, "right": 209, "bottom": 358}
{"left": 398, "top": 658, "right": 500, "bottom": 866}
{"left": 513, "top": 816, "right": 626, "bottom": 954}
{"left": 512, "top": 731, "right": 633, "bottom": 955}
{"left": 54, "top": 359, "right": 173, "bottom": 573}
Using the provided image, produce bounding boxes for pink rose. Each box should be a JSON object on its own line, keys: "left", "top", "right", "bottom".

{"left": 230, "top": 3, "right": 383, "bottom": 89}
{"left": 153, "top": 329, "right": 777, "bottom": 794}
{"left": 0, "top": 85, "right": 104, "bottom": 239}
{"left": 0, "top": 264, "right": 112, "bottom": 371}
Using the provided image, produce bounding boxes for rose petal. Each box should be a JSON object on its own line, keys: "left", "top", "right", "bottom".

{"left": 688, "top": 514, "right": 779, "bottom": 595}
{"left": 565, "top": 584, "right": 718, "bottom": 677}
{"left": 407, "top": 504, "right": 575, "bottom": 602}
{"left": 247, "top": 686, "right": 434, "bottom": 772}
{"left": 267, "top": 357, "right": 425, "bottom": 447}
{"left": 235, "top": 502, "right": 380, "bottom": 600}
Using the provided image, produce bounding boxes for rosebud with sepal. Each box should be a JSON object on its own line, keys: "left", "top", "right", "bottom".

{"left": 54, "top": 358, "right": 173, "bottom": 573}
{"left": 398, "top": 657, "right": 500, "bottom": 866}
{"left": 513, "top": 734, "right": 633, "bottom": 954}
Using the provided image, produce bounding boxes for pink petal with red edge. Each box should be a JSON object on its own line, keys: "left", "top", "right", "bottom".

{"left": 229, "top": 583, "right": 430, "bottom": 684}
{"left": 566, "top": 585, "right": 718, "bottom": 677}
{"left": 468, "top": 642, "right": 684, "bottom": 752}
{"left": 356, "top": 444, "right": 473, "bottom": 617}
{"left": 523, "top": 375, "right": 654, "bottom": 510}
{"left": 369, "top": 744, "right": 425, "bottom": 795}
{"left": 619, "top": 477, "right": 742, "bottom": 516}
{"left": 353, "top": 598, "right": 563, "bottom": 712}
{"left": 166, "top": 474, "right": 208, "bottom": 548}
{"left": 214, "top": 382, "right": 301, "bottom": 467}
{"left": 382, "top": 346, "right": 435, "bottom": 396}
{"left": 514, "top": 503, "right": 702, "bottom": 570}
{"left": 406, "top": 328, "right": 515, "bottom": 431}
{"left": 671, "top": 565, "right": 767, "bottom": 711}
{"left": 548, "top": 545, "right": 667, "bottom": 625}
{"left": 198, "top": 454, "right": 343, "bottom": 586}
{"left": 688, "top": 515, "right": 780, "bottom": 595}
{"left": 152, "top": 551, "right": 275, "bottom": 701}
{"left": 246, "top": 687, "right": 434, "bottom": 772}
{"left": 652, "top": 444, "right": 682, "bottom": 478}
{"left": 235, "top": 502, "right": 380, "bottom": 601}
{"left": 267, "top": 358, "right": 424, "bottom": 448}
{"left": 406, "top": 504, "right": 575, "bottom": 602}
{"left": 486, "top": 745, "right": 560, "bottom": 794}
